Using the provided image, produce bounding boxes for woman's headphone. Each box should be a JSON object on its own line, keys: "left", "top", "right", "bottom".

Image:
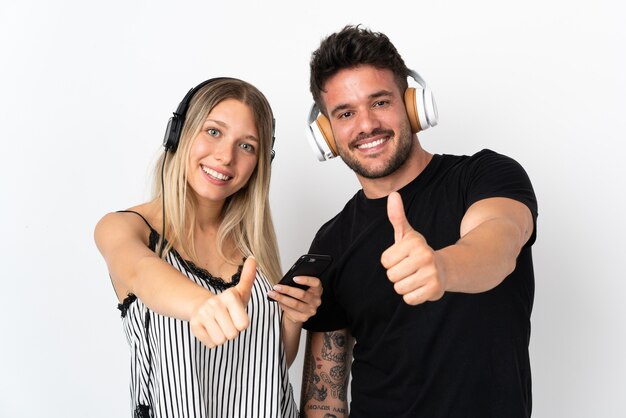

{"left": 163, "top": 77, "right": 276, "bottom": 161}
{"left": 305, "top": 69, "right": 438, "bottom": 161}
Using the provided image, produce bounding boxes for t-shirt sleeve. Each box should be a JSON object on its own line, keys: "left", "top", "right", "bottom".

{"left": 465, "top": 149, "right": 538, "bottom": 246}
{"left": 302, "top": 232, "right": 349, "bottom": 332}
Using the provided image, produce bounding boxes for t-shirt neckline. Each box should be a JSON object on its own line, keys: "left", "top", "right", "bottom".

{"left": 356, "top": 153, "right": 442, "bottom": 209}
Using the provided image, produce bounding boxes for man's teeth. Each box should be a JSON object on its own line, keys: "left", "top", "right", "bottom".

{"left": 202, "top": 166, "right": 231, "bottom": 181}
{"left": 357, "top": 138, "right": 387, "bottom": 149}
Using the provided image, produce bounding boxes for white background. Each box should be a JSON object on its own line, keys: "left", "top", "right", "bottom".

{"left": 1, "top": 0, "right": 624, "bottom": 417}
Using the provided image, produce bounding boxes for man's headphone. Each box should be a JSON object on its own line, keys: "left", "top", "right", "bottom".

{"left": 163, "top": 77, "right": 276, "bottom": 161}
{"left": 305, "top": 69, "right": 438, "bottom": 161}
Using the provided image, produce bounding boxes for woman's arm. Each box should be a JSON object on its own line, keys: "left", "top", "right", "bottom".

{"left": 94, "top": 211, "right": 257, "bottom": 348}
{"left": 267, "top": 276, "right": 322, "bottom": 366}
{"left": 94, "top": 211, "right": 212, "bottom": 318}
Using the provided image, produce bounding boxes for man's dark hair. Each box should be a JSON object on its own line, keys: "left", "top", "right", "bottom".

{"left": 309, "top": 25, "right": 410, "bottom": 115}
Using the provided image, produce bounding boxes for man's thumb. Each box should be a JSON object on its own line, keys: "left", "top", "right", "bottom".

{"left": 387, "top": 192, "right": 411, "bottom": 242}
{"left": 235, "top": 256, "right": 257, "bottom": 304}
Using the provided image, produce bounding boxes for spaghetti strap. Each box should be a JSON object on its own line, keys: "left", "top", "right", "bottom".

{"left": 117, "top": 210, "right": 161, "bottom": 252}
{"left": 117, "top": 210, "right": 156, "bottom": 232}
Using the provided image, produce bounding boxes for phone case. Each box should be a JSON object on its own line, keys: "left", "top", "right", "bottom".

{"left": 268, "top": 254, "right": 332, "bottom": 301}
{"left": 279, "top": 254, "right": 332, "bottom": 289}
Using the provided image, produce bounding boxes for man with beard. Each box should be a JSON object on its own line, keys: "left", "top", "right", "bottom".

{"left": 299, "top": 25, "right": 538, "bottom": 418}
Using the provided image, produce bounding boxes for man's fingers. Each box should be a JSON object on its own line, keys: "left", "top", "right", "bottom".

{"left": 387, "top": 192, "right": 412, "bottom": 242}
{"left": 385, "top": 255, "right": 419, "bottom": 283}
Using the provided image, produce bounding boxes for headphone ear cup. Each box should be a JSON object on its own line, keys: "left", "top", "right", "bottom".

{"left": 406, "top": 69, "right": 438, "bottom": 132}
{"left": 163, "top": 115, "right": 182, "bottom": 152}
{"left": 315, "top": 114, "right": 338, "bottom": 156}
{"left": 404, "top": 87, "right": 422, "bottom": 133}
{"left": 422, "top": 86, "right": 438, "bottom": 128}
{"left": 405, "top": 87, "right": 439, "bottom": 133}
{"left": 306, "top": 104, "right": 337, "bottom": 161}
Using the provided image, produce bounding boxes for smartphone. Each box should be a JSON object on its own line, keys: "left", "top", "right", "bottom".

{"left": 268, "top": 254, "right": 332, "bottom": 300}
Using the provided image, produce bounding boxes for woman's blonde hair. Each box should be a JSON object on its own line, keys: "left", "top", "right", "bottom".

{"left": 152, "top": 78, "right": 281, "bottom": 284}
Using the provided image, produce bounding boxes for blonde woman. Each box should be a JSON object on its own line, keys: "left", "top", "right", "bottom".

{"left": 95, "top": 78, "right": 320, "bottom": 418}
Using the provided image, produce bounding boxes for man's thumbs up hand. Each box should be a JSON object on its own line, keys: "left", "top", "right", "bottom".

{"left": 381, "top": 192, "right": 446, "bottom": 305}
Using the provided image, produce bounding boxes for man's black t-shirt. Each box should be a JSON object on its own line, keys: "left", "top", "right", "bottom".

{"left": 304, "top": 150, "right": 538, "bottom": 418}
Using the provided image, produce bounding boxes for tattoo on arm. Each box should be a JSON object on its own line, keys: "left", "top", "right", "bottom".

{"left": 321, "top": 332, "right": 349, "bottom": 401}
{"left": 300, "top": 330, "right": 353, "bottom": 417}
{"left": 302, "top": 333, "right": 327, "bottom": 403}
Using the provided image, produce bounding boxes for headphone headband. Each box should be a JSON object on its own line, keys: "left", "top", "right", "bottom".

{"left": 174, "top": 77, "right": 232, "bottom": 121}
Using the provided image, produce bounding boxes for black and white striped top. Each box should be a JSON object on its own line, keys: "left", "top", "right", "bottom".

{"left": 117, "top": 212, "right": 298, "bottom": 417}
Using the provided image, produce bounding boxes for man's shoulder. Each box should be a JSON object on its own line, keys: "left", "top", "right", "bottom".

{"left": 470, "top": 148, "right": 528, "bottom": 166}
{"left": 445, "top": 147, "right": 537, "bottom": 210}
{"left": 440, "top": 148, "right": 512, "bottom": 162}
{"left": 437, "top": 148, "right": 524, "bottom": 173}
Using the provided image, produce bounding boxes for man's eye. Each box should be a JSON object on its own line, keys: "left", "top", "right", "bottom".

{"left": 338, "top": 111, "right": 353, "bottom": 119}
{"left": 373, "top": 100, "right": 388, "bottom": 107}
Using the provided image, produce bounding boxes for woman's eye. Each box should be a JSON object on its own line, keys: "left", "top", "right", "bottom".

{"left": 239, "top": 143, "right": 255, "bottom": 153}
{"left": 207, "top": 128, "right": 220, "bottom": 137}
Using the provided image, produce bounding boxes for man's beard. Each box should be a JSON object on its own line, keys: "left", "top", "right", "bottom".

{"left": 337, "top": 123, "right": 413, "bottom": 179}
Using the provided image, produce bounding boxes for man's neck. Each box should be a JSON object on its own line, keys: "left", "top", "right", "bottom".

{"left": 359, "top": 145, "right": 433, "bottom": 199}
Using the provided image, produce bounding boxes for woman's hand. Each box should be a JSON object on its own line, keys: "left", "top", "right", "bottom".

{"left": 270, "top": 276, "right": 323, "bottom": 366}
{"left": 268, "top": 276, "right": 323, "bottom": 323}
{"left": 189, "top": 257, "right": 257, "bottom": 348}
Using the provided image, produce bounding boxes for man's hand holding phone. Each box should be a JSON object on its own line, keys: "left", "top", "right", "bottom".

{"left": 267, "top": 254, "right": 331, "bottom": 323}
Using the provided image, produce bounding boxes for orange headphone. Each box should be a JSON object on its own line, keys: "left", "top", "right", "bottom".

{"left": 305, "top": 69, "right": 438, "bottom": 161}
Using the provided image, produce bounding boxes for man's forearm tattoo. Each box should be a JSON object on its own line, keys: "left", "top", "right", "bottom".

{"left": 302, "top": 333, "right": 327, "bottom": 402}
{"left": 301, "top": 331, "right": 351, "bottom": 408}
{"left": 320, "top": 332, "right": 349, "bottom": 401}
